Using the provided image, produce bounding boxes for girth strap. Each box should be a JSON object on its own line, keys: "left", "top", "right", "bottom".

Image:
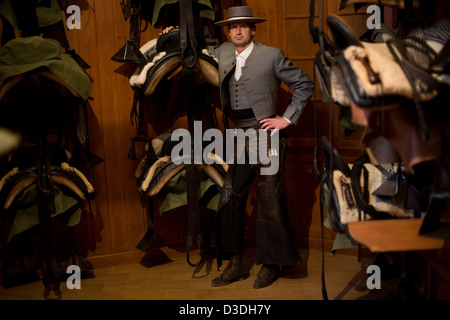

{"left": 179, "top": 0, "right": 204, "bottom": 267}
{"left": 32, "top": 73, "right": 60, "bottom": 294}
{"left": 185, "top": 164, "right": 204, "bottom": 267}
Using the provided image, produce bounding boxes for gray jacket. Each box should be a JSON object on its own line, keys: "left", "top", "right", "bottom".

{"left": 216, "top": 41, "right": 314, "bottom": 126}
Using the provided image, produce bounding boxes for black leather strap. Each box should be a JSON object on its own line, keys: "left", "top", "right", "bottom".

{"left": 309, "top": 0, "right": 318, "bottom": 43}
{"left": 318, "top": 171, "right": 329, "bottom": 301}
{"left": 185, "top": 164, "right": 204, "bottom": 267}
{"left": 179, "top": 0, "right": 198, "bottom": 69}
{"left": 179, "top": 0, "right": 204, "bottom": 267}
{"left": 30, "top": 73, "right": 60, "bottom": 294}
{"left": 311, "top": 0, "right": 329, "bottom": 301}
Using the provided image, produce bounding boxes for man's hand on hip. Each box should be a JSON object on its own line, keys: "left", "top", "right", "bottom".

{"left": 260, "top": 116, "right": 290, "bottom": 136}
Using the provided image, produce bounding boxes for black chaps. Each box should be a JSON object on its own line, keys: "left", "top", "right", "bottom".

{"left": 214, "top": 128, "right": 301, "bottom": 267}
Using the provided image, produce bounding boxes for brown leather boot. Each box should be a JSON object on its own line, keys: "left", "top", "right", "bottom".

{"left": 211, "top": 255, "right": 249, "bottom": 287}
{"left": 253, "top": 264, "right": 280, "bottom": 289}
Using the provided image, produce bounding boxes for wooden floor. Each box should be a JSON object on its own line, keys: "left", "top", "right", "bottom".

{"left": 0, "top": 245, "right": 408, "bottom": 301}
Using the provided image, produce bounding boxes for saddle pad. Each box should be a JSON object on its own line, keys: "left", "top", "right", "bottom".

{"left": 0, "top": 164, "right": 95, "bottom": 210}
{"left": 130, "top": 50, "right": 219, "bottom": 94}
{"left": 6, "top": 183, "right": 81, "bottom": 243}
{"left": 330, "top": 42, "right": 439, "bottom": 107}
{"left": 0, "top": 36, "right": 91, "bottom": 101}
{"left": 129, "top": 29, "right": 219, "bottom": 94}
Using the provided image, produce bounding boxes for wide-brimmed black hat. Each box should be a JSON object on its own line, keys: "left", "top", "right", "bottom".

{"left": 215, "top": 6, "right": 266, "bottom": 26}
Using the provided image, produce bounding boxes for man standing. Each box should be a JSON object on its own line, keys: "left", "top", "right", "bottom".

{"left": 211, "top": 6, "right": 314, "bottom": 289}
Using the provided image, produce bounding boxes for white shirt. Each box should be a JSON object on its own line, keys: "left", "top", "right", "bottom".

{"left": 235, "top": 41, "right": 254, "bottom": 81}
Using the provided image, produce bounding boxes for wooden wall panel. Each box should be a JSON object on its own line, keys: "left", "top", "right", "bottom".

{"left": 285, "top": 19, "right": 318, "bottom": 58}
{"left": 64, "top": 1, "right": 151, "bottom": 260}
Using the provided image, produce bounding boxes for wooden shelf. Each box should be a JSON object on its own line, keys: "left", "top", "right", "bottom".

{"left": 347, "top": 218, "right": 445, "bottom": 253}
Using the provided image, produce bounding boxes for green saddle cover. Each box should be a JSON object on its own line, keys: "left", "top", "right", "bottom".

{"left": 154, "top": 168, "right": 220, "bottom": 214}
{"left": 7, "top": 184, "right": 82, "bottom": 243}
{"left": 0, "top": 36, "right": 91, "bottom": 101}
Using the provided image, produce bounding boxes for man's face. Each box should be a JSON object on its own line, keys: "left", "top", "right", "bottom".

{"left": 228, "top": 22, "right": 254, "bottom": 49}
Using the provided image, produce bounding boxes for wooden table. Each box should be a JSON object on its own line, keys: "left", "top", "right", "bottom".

{"left": 347, "top": 218, "right": 445, "bottom": 253}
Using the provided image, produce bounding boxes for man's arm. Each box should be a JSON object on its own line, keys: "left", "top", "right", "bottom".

{"left": 274, "top": 50, "right": 314, "bottom": 126}
{"left": 259, "top": 50, "right": 314, "bottom": 135}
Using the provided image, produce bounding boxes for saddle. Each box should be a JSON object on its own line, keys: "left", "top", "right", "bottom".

{"left": 129, "top": 28, "right": 219, "bottom": 96}
{"left": 113, "top": 0, "right": 217, "bottom": 62}
{"left": 0, "top": 36, "right": 92, "bottom": 101}
{"left": 134, "top": 133, "right": 226, "bottom": 264}
{"left": 320, "top": 136, "right": 418, "bottom": 229}
{"left": 0, "top": 35, "right": 97, "bottom": 295}
{"left": 327, "top": 14, "right": 449, "bottom": 118}
{"left": 113, "top": 0, "right": 222, "bottom": 266}
{"left": 136, "top": 134, "right": 226, "bottom": 198}
{"left": 0, "top": 144, "right": 96, "bottom": 213}
{"left": 326, "top": 14, "right": 450, "bottom": 168}
{"left": 319, "top": 136, "right": 351, "bottom": 235}
{"left": 324, "top": 13, "right": 450, "bottom": 240}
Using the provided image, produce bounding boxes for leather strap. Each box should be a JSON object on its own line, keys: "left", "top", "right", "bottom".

{"left": 311, "top": 0, "right": 329, "bottom": 300}
{"left": 180, "top": 0, "right": 198, "bottom": 69}
{"left": 185, "top": 164, "right": 204, "bottom": 267}
{"left": 309, "top": 0, "right": 318, "bottom": 43}
{"left": 130, "top": 88, "right": 146, "bottom": 134}
{"left": 179, "top": 0, "right": 204, "bottom": 267}
{"left": 318, "top": 173, "right": 329, "bottom": 300}
{"left": 31, "top": 73, "right": 60, "bottom": 294}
